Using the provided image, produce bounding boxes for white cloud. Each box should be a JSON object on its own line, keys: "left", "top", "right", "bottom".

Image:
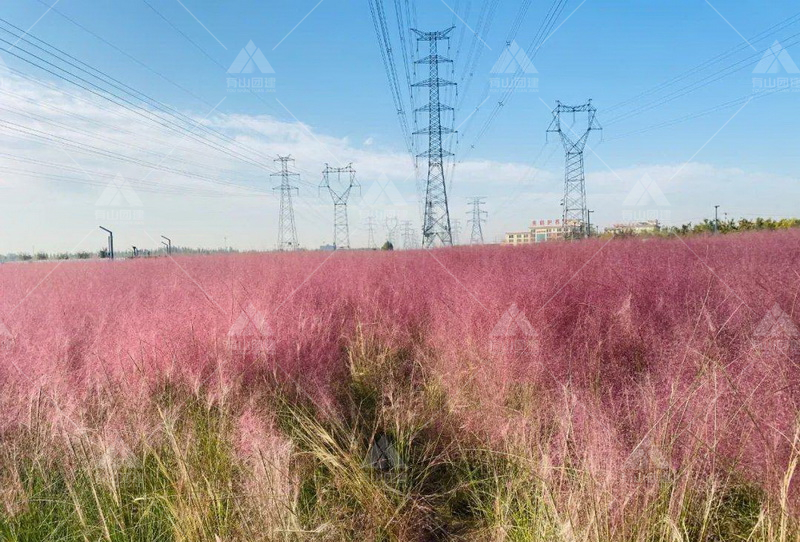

{"left": 0, "top": 71, "right": 795, "bottom": 253}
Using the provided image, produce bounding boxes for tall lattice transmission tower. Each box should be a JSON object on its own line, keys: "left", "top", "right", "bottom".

{"left": 451, "top": 218, "right": 462, "bottom": 245}
{"left": 412, "top": 27, "right": 456, "bottom": 248}
{"left": 401, "top": 220, "right": 417, "bottom": 249}
{"left": 364, "top": 215, "right": 378, "bottom": 249}
{"left": 271, "top": 156, "right": 300, "bottom": 250}
{"left": 546, "top": 100, "right": 601, "bottom": 239}
{"left": 467, "top": 196, "right": 487, "bottom": 245}
{"left": 385, "top": 216, "right": 400, "bottom": 245}
{"left": 320, "top": 164, "right": 359, "bottom": 249}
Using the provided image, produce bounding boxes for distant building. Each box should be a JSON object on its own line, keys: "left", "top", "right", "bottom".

{"left": 606, "top": 220, "right": 660, "bottom": 235}
{"left": 503, "top": 219, "right": 565, "bottom": 245}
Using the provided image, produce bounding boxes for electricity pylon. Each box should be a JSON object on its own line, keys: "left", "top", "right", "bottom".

{"left": 364, "top": 215, "right": 378, "bottom": 249}
{"left": 271, "top": 156, "right": 300, "bottom": 250}
{"left": 412, "top": 27, "right": 456, "bottom": 248}
{"left": 547, "top": 100, "right": 601, "bottom": 240}
{"left": 385, "top": 215, "right": 400, "bottom": 245}
{"left": 401, "top": 220, "right": 417, "bottom": 249}
{"left": 467, "top": 196, "right": 487, "bottom": 245}
{"left": 451, "top": 218, "right": 462, "bottom": 245}
{"left": 320, "top": 163, "right": 359, "bottom": 250}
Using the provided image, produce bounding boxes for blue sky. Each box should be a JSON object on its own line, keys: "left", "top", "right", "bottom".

{"left": 0, "top": 0, "right": 799, "bottom": 252}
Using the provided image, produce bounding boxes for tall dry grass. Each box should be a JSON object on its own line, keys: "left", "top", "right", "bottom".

{"left": 0, "top": 231, "right": 798, "bottom": 539}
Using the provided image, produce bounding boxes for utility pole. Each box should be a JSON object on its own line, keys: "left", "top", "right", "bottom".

{"left": 320, "top": 163, "right": 359, "bottom": 250}
{"left": 161, "top": 235, "right": 172, "bottom": 255}
{"left": 587, "top": 210, "right": 594, "bottom": 238}
{"left": 467, "top": 196, "right": 487, "bottom": 245}
{"left": 412, "top": 26, "right": 456, "bottom": 248}
{"left": 714, "top": 205, "right": 720, "bottom": 234}
{"left": 547, "top": 100, "right": 601, "bottom": 240}
{"left": 364, "top": 215, "right": 378, "bottom": 249}
{"left": 385, "top": 216, "right": 399, "bottom": 246}
{"left": 451, "top": 218, "right": 462, "bottom": 245}
{"left": 99, "top": 226, "right": 114, "bottom": 260}
{"left": 271, "top": 156, "right": 300, "bottom": 250}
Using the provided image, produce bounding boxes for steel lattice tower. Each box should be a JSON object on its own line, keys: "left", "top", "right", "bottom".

{"left": 451, "top": 218, "right": 462, "bottom": 245}
{"left": 320, "top": 164, "right": 359, "bottom": 250}
{"left": 385, "top": 216, "right": 399, "bottom": 245}
{"left": 412, "top": 27, "right": 456, "bottom": 248}
{"left": 271, "top": 156, "right": 300, "bottom": 250}
{"left": 467, "top": 196, "right": 487, "bottom": 245}
{"left": 364, "top": 215, "right": 378, "bottom": 249}
{"left": 546, "top": 100, "right": 601, "bottom": 240}
{"left": 401, "top": 220, "right": 417, "bottom": 249}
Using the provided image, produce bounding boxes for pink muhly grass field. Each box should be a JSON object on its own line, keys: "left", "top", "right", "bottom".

{"left": 0, "top": 230, "right": 798, "bottom": 504}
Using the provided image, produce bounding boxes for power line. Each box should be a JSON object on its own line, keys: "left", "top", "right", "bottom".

{"left": 368, "top": 0, "right": 413, "bottom": 154}
{"left": 605, "top": 30, "right": 800, "bottom": 126}
{"left": 0, "top": 19, "right": 278, "bottom": 171}
{"left": 0, "top": 119, "right": 262, "bottom": 193}
{"left": 459, "top": 0, "right": 570, "bottom": 160}
{"left": 0, "top": 100, "right": 255, "bottom": 178}
{"left": 606, "top": 10, "right": 800, "bottom": 115}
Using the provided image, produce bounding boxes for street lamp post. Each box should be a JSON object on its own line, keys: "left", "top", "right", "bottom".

{"left": 99, "top": 226, "right": 114, "bottom": 260}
